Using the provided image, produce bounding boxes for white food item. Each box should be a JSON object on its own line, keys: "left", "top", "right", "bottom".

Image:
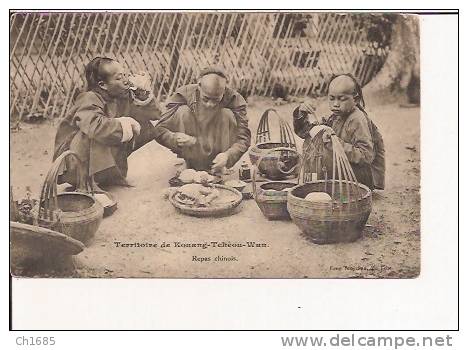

{"left": 179, "top": 169, "right": 215, "bottom": 184}
{"left": 178, "top": 184, "right": 204, "bottom": 198}
{"left": 179, "top": 169, "right": 197, "bottom": 183}
{"left": 304, "top": 192, "right": 332, "bottom": 203}
{"left": 177, "top": 184, "right": 220, "bottom": 207}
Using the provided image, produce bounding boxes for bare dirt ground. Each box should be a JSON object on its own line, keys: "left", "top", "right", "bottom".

{"left": 10, "top": 96, "right": 420, "bottom": 278}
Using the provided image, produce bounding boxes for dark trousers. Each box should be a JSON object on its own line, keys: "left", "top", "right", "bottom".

{"left": 93, "top": 120, "right": 157, "bottom": 185}
{"left": 60, "top": 121, "right": 157, "bottom": 188}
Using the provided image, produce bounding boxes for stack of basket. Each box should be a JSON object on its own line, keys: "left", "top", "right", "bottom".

{"left": 249, "top": 108, "right": 300, "bottom": 221}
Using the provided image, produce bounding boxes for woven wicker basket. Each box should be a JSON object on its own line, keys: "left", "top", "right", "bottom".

{"left": 255, "top": 181, "right": 297, "bottom": 220}
{"left": 253, "top": 147, "right": 299, "bottom": 220}
{"left": 248, "top": 108, "right": 299, "bottom": 180}
{"left": 249, "top": 142, "right": 299, "bottom": 180}
{"left": 287, "top": 180, "right": 372, "bottom": 244}
{"left": 37, "top": 151, "right": 103, "bottom": 245}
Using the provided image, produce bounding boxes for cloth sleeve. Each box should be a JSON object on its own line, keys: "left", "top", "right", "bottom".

{"left": 117, "top": 117, "right": 135, "bottom": 142}
{"left": 224, "top": 93, "right": 251, "bottom": 167}
{"left": 338, "top": 116, "right": 375, "bottom": 165}
{"left": 153, "top": 87, "right": 189, "bottom": 151}
{"left": 72, "top": 95, "right": 123, "bottom": 146}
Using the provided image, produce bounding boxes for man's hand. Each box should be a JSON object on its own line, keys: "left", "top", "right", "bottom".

{"left": 309, "top": 125, "right": 335, "bottom": 143}
{"left": 299, "top": 99, "right": 320, "bottom": 123}
{"left": 129, "top": 72, "right": 153, "bottom": 101}
{"left": 321, "top": 126, "right": 335, "bottom": 149}
{"left": 117, "top": 117, "right": 141, "bottom": 142}
{"left": 128, "top": 118, "right": 141, "bottom": 136}
{"left": 211, "top": 152, "right": 228, "bottom": 171}
{"left": 129, "top": 71, "right": 152, "bottom": 91}
{"left": 174, "top": 132, "right": 197, "bottom": 147}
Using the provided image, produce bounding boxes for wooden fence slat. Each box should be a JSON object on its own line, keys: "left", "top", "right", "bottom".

{"left": 47, "top": 13, "right": 82, "bottom": 120}
{"left": 59, "top": 13, "right": 95, "bottom": 120}
{"left": 10, "top": 12, "right": 392, "bottom": 121}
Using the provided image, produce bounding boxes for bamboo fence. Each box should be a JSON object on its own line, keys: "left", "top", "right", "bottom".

{"left": 10, "top": 12, "right": 391, "bottom": 120}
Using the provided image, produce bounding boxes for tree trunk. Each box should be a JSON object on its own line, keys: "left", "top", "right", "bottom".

{"left": 364, "top": 15, "right": 420, "bottom": 94}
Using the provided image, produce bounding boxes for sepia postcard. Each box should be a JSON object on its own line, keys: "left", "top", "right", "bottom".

{"left": 9, "top": 11, "right": 421, "bottom": 279}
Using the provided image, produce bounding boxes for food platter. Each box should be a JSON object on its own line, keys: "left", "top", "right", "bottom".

{"left": 169, "top": 184, "right": 243, "bottom": 217}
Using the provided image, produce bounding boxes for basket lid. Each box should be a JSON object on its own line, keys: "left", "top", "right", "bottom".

{"left": 10, "top": 221, "right": 85, "bottom": 256}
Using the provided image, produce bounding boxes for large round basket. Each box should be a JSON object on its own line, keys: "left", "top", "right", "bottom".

{"left": 10, "top": 221, "right": 85, "bottom": 266}
{"left": 38, "top": 192, "right": 104, "bottom": 244}
{"left": 37, "top": 151, "right": 104, "bottom": 245}
{"left": 169, "top": 184, "right": 242, "bottom": 218}
{"left": 287, "top": 180, "right": 372, "bottom": 244}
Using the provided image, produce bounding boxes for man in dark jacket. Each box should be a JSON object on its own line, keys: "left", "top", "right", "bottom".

{"left": 154, "top": 66, "right": 251, "bottom": 172}
{"left": 54, "top": 57, "right": 162, "bottom": 189}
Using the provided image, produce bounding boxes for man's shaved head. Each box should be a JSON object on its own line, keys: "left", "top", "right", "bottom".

{"left": 328, "top": 74, "right": 357, "bottom": 96}
{"left": 199, "top": 73, "right": 227, "bottom": 98}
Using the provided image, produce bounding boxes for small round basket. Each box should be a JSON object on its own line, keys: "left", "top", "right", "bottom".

{"left": 37, "top": 151, "right": 103, "bottom": 245}
{"left": 169, "top": 184, "right": 243, "bottom": 218}
{"left": 287, "top": 180, "right": 372, "bottom": 244}
{"left": 255, "top": 181, "right": 296, "bottom": 220}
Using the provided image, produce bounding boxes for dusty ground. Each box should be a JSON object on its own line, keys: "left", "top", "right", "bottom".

{"left": 10, "top": 96, "right": 420, "bottom": 278}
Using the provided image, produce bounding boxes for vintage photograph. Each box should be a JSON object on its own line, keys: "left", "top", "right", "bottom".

{"left": 9, "top": 11, "right": 420, "bottom": 278}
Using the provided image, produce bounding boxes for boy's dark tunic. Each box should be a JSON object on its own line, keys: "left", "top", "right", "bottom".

{"left": 154, "top": 84, "right": 251, "bottom": 170}
{"left": 293, "top": 108, "right": 385, "bottom": 190}
{"left": 54, "top": 89, "right": 162, "bottom": 185}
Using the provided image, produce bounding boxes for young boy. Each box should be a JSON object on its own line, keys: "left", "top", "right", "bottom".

{"left": 54, "top": 57, "right": 162, "bottom": 190}
{"left": 293, "top": 74, "right": 385, "bottom": 190}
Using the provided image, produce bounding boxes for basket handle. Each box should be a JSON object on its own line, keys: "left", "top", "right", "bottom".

{"left": 255, "top": 108, "right": 297, "bottom": 149}
{"left": 299, "top": 131, "right": 360, "bottom": 209}
{"left": 255, "top": 108, "right": 274, "bottom": 144}
{"left": 252, "top": 147, "right": 301, "bottom": 201}
{"left": 299, "top": 129, "right": 329, "bottom": 185}
{"left": 37, "top": 151, "right": 91, "bottom": 222}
